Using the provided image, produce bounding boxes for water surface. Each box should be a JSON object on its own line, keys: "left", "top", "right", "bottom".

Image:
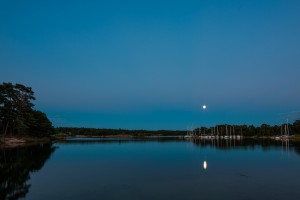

{"left": 1, "top": 138, "right": 300, "bottom": 200}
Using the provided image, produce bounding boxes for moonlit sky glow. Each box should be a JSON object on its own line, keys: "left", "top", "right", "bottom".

{"left": 1, "top": 0, "right": 300, "bottom": 130}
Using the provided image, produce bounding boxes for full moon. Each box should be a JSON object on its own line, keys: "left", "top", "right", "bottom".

{"left": 202, "top": 105, "right": 207, "bottom": 109}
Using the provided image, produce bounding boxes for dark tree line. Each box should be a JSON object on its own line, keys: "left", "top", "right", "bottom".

{"left": 195, "top": 121, "right": 300, "bottom": 137}
{"left": 55, "top": 127, "right": 186, "bottom": 137}
{"left": 56, "top": 121, "right": 300, "bottom": 137}
{"left": 0, "top": 82, "right": 54, "bottom": 136}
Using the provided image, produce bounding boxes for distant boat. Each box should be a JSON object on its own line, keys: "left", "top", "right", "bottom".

{"left": 280, "top": 135, "right": 289, "bottom": 140}
{"left": 276, "top": 119, "right": 290, "bottom": 140}
{"left": 184, "top": 126, "right": 194, "bottom": 139}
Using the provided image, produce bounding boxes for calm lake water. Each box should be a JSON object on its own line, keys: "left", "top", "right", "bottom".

{"left": 1, "top": 138, "right": 300, "bottom": 200}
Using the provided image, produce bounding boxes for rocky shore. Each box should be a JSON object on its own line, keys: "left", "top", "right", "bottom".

{"left": 0, "top": 136, "right": 51, "bottom": 148}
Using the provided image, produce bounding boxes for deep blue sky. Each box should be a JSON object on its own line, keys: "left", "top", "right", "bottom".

{"left": 1, "top": 0, "right": 300, "bottom": 130}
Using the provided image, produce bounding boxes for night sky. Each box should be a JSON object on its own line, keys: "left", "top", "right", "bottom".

{"left": 1, "top": 0, "right": 300, "bottom": 130}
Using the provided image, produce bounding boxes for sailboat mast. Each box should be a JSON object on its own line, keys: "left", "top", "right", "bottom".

{"left": 226, "top": 125, "right": 228, "bottom": 136}
{"left": 287, "top": 118, "right": 289, "bottom": 136}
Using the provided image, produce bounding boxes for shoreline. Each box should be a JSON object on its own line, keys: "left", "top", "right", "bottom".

{"left": 1, "top": 134, "right": 300, "bottom": 148}
{"left": 0, "top": 136, "right": 51, "bottom": 148}
{"left": 55, "top": 134, "right": 300, "bottom": 141}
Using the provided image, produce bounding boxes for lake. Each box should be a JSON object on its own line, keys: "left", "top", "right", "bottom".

{"left": 1, "top": 138, "right": 300, "bottom": 200}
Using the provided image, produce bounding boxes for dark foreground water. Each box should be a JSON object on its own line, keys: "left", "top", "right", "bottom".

{"left": 1, "top": 138, "right": 300, "bottom": 200}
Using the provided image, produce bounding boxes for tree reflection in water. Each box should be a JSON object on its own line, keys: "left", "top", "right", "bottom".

{"left": 0, "top": 143, "right": 56, "bottom": 200}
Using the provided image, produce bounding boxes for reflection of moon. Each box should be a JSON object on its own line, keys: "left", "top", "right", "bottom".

{"left": 202, "top": 105, "right": 207, "bottom": 110}
{"left": 203, "top": 160, "right": 207, "bottom": 170}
